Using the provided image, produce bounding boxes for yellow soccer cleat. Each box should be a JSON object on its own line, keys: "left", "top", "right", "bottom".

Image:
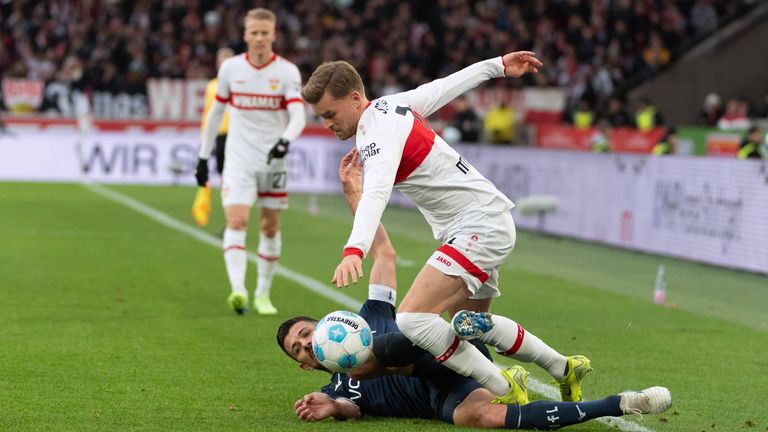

{"left": 227, "top": 292, "right": 248, "bottom": 315}
{"left": 491, "top": 365, "right": 530, "bottom": 405}
{"left": 254, "top": 294, "right": 278, "bottom": 315}
{"left": 556, "top": 355, "right": 593, "bottom": 402}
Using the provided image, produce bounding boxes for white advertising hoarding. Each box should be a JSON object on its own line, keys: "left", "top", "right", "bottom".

{"left": 1, "top": 129, "right": 766, "bottom": 274}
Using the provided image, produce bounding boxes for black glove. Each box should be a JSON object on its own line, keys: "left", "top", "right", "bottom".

{"left": 267, "top": 138, "right": 290, "bottom": 164}
{"left": 195, "top": 158, "right": 209, "bottom": 186}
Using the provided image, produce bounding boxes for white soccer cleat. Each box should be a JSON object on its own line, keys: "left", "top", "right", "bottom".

{"left": 619, "top": 386, "right": 672, "bottom": 415}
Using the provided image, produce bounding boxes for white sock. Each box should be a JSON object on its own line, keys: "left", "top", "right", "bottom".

{"left": 480, "top": 314, "right": 568, "bottom": 379}
{"left": 223, "top": 228, "right": 248, "bottom": 296}
{"left": 397, "top": 312, "right": 510, "bottom": 396}
{"left": 255, "top": 231, "right": 281, "bottom": 298}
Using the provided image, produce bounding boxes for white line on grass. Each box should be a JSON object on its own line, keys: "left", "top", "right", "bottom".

{"left": 84, "top": 182, "right": 654, "bottom": 432}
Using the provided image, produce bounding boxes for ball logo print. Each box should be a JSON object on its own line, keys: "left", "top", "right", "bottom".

{"left": 312, "top": 311, "right": 373, "bottom": 373}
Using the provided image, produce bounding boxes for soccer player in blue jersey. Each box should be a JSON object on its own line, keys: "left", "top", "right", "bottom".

{"left": 275, "top": 151, "right": 671, "bottom": 428}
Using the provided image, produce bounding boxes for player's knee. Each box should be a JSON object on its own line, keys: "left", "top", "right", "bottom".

{"left": 395, "top": 312, "right": 434, "bottom": 343}
{"left": 260, "top": 224, "right": 279, "bottom": 237}
{"left": 227, "top": 218, "right": 248, "bottom": 230}
{"left": 474, "top": 408, "right": 503, "bottom": 428}
{"left": 259, "top": 215, "right": 280, "bottom": 236}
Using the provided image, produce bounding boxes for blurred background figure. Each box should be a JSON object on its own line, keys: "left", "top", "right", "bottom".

{"left": 483, "top": 102, "right": 516, "bottom": 144}
{"left": 604, "top": 97, "right": 632, "bottom": 128}
{"left": 450, "top": 95, "right": 482, "bottom": 143}
{"left": 201, "top": 47, "right": 235, "bottom": 176}
{"left": 635, "top": 98, "right": 664, "bottom": 132}
{"left": 571, "top": 98, "right": 595, "bottom": 130}
{"left": 591, "top": 121, "right": 611, "bottom": 153}
{"left": 653, "top": 128, "right": 678, "bottom": 156}
{"left": 738, "top": 126, "right": 766, "bottom": 159}
{"left": 718, "top": 98, "right": 751, "bottom": 130}
{"left": 696, "top": 93, "right": 724, "bottom": 126}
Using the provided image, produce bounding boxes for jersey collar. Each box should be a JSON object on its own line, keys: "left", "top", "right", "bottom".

{"left": 245, "top": 52, "right": 277, "bottom": 70}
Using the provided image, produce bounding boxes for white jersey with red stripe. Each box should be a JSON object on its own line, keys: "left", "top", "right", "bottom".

{"left": 214, "top": 52, "right": 303, "bottom": 171}
{"left": 343, "top": 57, "right": 516, "bottom": 257}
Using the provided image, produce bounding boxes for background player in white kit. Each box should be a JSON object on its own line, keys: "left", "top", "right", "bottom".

{"left": 196, "top": 8, "right": 306, "bottom": 315}
{"left": 301, "top": 53, "right": 594, "bottom": 404}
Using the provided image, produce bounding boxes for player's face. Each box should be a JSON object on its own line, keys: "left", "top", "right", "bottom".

{"left": 243, "top": 19, "right": 275, "bottom": 56}
{"left": 284, "top": 320, "right": 330, "bottom": 372}
{"left": 313, "top": 91, "right": 363, "bottom": 140}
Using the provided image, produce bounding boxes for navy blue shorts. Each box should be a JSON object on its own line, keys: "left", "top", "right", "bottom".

{"left": 429, "top": 376, "right": 483, "bottom": 423}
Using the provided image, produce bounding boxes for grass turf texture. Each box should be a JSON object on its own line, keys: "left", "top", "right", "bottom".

{"left": 1, "top": 182, "right": 766, "bottom": 431}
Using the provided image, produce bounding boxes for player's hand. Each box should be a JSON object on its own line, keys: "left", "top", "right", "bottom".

{"left": 194, "top": 158, "right": 209, "bottom": 186}
{"left": 332, "top": 255, "right": 363, "bottom": 288}
{"left": 267, "top": 138, "right": 290, "bottom": 164}
{"left": 501, "top": 51, "right": 543, "bottom": 78}
{"left": 294, "top": 392, "right": 336, "bottom": 422}
{"left": 338, "top": 148, "right": 362, "bottom": 192}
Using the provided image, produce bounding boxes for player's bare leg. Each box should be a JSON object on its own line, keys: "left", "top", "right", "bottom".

{"left": 223, "top": 204, "right": 251, "bottom": 314}
{"left": 254, "top": 207, "right": 280, "bottom": 314}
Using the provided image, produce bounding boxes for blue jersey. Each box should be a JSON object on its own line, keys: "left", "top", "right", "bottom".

{"left": 320, "top": 299, "right": 483, "bottom": 423}
{"left": 321, "top": 299, "right": 439, "bottom": 419}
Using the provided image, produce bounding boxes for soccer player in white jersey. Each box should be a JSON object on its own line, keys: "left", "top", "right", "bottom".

{"left": 196, "top": 8, "right": 306, "bottom": 315}
{"left": 301, "top": 53, "right": 593, "bottom": 404}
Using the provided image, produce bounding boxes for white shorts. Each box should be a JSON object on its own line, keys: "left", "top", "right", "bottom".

{"left": 221, "top": 159, "right": 289, "bottom": 209}
{"left": 426, "top": 210, "right": 516, "bottom": 299}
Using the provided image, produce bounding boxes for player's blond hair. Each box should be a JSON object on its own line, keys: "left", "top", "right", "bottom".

{"left": 244, "top": 8, "right": 276, "bottom": 26}
{"left": 301, "top": 61, "right": 365, "bottom": 104}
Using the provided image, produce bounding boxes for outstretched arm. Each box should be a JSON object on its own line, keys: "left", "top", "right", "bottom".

{"left": 338, "top": 148, "right": 397, "bottom": 290}
{"left": 392, "top": 51, "right": 543, "bottom": 117}
{"left": 294, "top": 392, "right": 361, "bottom": 422}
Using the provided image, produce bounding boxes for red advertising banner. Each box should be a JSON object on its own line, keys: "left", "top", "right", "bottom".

{"left": 705, "top": 133, "right": 741, "bottom": 157}
{"left": 609, "top": 127, "right": 666, "bottom": 153}
{"left": 535, "top": 124, "right": 595, "bottom": 151}
{"left": 536, "top": 125, "right": 667, "bottom": 154}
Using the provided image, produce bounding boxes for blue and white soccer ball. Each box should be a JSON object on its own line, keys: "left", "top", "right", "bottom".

{"left": 312, "top": 310, "right": 373, "bottom": 373}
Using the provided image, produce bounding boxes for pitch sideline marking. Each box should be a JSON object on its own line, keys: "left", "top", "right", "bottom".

{"left": 83, "top": 182, "right": 655, "bottom": 432}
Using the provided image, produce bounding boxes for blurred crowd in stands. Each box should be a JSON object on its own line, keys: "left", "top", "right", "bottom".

{"left": 0, "top": 0, "right": 765, "bottom": 155}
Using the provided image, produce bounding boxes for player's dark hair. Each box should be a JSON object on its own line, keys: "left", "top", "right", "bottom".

{"left": 301, "top": 61, "right": 365, "bottom": 104}
{"left": 276, "top": 316, "right": 317, "bottom": 359}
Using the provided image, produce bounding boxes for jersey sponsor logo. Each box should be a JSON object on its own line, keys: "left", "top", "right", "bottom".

{"left": 230, "top": 93, "right": 284, "bottom": 110}
{"left": 436, "top": 255, "right": 452, "bottom": 267}
{"left": 360, "top": 142, "right": 380, "bottom": 163}
{"left": 374, "top": 99, "right": 389, "bottom": 114}
{"left": 456, "top": 156, "right": 470, "bottom": 174}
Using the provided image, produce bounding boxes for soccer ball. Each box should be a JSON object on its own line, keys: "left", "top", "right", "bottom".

{"left": 312, "top": 310, "right": 373, "bottom": 373}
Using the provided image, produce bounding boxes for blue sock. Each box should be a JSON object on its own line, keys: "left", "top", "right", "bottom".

{"left": 505, "top": 396, "right": 622, "bottom": 429}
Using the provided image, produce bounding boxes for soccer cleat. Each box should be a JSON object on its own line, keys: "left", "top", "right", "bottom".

{"left": 556, "top": 355, "right": 593, "bottom": 402}
{"left": 227, "top": 292, "right": 248, "bottom": 315}
{"left": 491, "top": 365, "right": 530, "bottom": 405}
{"left": 254, "top": 294, "right": 278, "bottom": 315}
{"left": 619, "top": 386, "right": 672, "bottom": 415}
{"left": 451, "top": 310, "right": 494, "bottom": 339}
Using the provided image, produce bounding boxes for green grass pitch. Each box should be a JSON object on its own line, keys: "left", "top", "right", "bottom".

{"left": 1, "top": 182, "right": 766, "bottom": 431}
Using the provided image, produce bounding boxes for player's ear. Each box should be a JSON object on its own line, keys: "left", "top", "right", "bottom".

{"left": 299, "top": 363, "right": 314, "bottom": 372}
{"left": 350, "top": 91, "right": 361, "bottom": 106}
